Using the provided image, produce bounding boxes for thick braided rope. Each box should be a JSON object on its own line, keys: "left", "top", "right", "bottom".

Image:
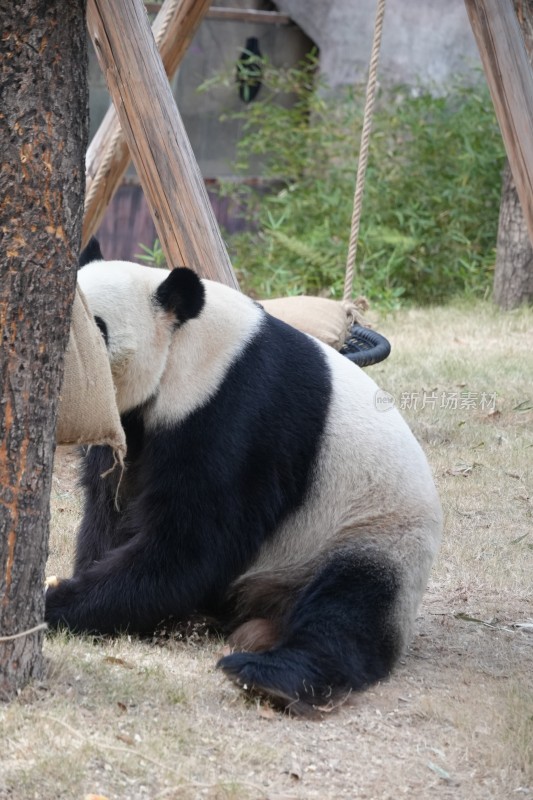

{"left": 153, "top": 0, "right": 181, "bottom": 48}
{"left": 84, "top": 0, "right": 181, "bottom": 215}
{"left": 343, "top": 0, "right": 386, "bottom": 301}
{"left": 84, "top": 124, "right": 124, "bottom": 213}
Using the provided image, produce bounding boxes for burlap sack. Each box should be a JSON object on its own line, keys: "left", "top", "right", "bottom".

{"left": 262, "top": 296, "right": 366, "bottom": 351}
{"left": 56, "top": 287, "right": 126, "bottom": 459}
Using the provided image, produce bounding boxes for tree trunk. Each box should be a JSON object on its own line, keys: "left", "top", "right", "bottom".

{"left": 493, "top": 0, "right": 533, "bottom": 310}
{"left": 494, "top": 161, "right": 533, "bottom": 308}
{"left": 0, "top": 0, "right": 88, "bottom": 699}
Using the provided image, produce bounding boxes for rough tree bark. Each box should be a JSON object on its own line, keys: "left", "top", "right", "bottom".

{"left": 0, "top": 0, "right": 88, "bottom": 699}
{"left": 494, "top": 0, "right": 533, "bottom": 310}
{"left": 494, "top": 162, "right": 533, "bottom": 308}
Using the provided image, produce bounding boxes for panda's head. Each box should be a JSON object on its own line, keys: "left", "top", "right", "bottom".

{"left": 78, "top": 259, "right": 205, "bottom": 414}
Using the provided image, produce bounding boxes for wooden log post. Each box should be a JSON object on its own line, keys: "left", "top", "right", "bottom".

{"left": 83, "top": 0, "right": 212, "bottom": 247}
{"left": 465, "top": 0, "right": 533, "bottom": 248}
{"left": 86, "top": 0, "right": 239, "bottom": 288}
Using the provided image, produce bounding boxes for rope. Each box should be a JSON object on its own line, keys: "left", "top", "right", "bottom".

{"left": 343, "top": 0, "right": 386, "bottom": 301}
{"left": 0, "top": 622, "right": 48, "bottom": 643}
{"left": 153, "top": 0, "right": 181, "bottom": 48}
{"left": 84, "top": 124, "right": 124, "bottom": 213}
{"left": 84, "top": 0, "right": 181, "bottom": 215}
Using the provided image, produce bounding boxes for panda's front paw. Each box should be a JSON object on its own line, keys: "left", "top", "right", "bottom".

{"left": 44, "top": 578, "right": 78, "bottom": 630}
{"left": 44, "top": 575, "right": 62, "bottom": 590}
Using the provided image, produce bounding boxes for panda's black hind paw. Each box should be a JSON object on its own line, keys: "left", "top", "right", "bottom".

{"left": 217, "top": 648, "right": 339, "bottom": 716}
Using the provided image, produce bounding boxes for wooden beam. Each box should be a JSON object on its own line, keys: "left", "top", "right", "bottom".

{"left": 84, "top": 0, "right": 212, "bottom": 249}
{"left": 144, "top": 3, "right": 291, "bottom": 24}
{"left": 86, "top": 0, "right": 238, "bottom": 288}
{"left": 465, "top": 0, "right": 533, "bottom": 247}
{"left": 206, "top": 8, "right": 291, "bottom": 25}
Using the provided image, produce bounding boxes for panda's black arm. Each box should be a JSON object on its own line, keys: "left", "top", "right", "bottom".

{"left": 73, "top": 445, "right": 123, "bottom": 574}
{"left": 46, "top": 469, "right": 256, "bottom": 634}
{"left": 52, "top": 465, "right": 263, "bottom": 633}
{"left": 46, "top": 468, "right": 284, "bottom": 636}
{"left": 46, "top": 529, "right": 204, "bottom": 634}
{"left": 45, "top": 490, "right": 258, "bottom": 634}
{"left": 74, "top": 411, "right": 146, "bottom": 574}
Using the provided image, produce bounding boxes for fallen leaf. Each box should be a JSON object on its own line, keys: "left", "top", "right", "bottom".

{"left": 103, "top": 656, "right": 134, "bottom": 669}
{"left": 257, "top": 702, "right": 277, "bottom": 720}
{"left": 511, "top": 621, "right": 533, "bottom": 633}
{"left": 510, "top": 532, "right": 530, "bottom": 545}
{"left": 116, "top": 733, "right": 135, "bottom": 746}
{"left": 454, "top": 612, "right": 509, "bottom": 631}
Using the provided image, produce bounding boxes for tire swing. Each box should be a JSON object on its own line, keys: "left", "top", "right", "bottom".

{"left": 263, "top": 0, "right": 390, "bottom": 368}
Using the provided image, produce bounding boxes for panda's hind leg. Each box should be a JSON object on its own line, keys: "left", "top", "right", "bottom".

{"left": 218, "top": 550, "right": 404, "bottom": 715}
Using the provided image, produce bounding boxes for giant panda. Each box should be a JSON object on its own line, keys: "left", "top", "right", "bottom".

{"left": 46, "top": 241, "right": 442, "bottom": 715}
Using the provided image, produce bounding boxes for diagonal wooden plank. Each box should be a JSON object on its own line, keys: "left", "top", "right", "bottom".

{"left": 86, "top": 0, "right": 238, "bottom": 288}
{"left": 83, "top": 0, "right": 212, "bottom": 246}
{"left": 465, "top": 0, "right": 533, "bottom": 247}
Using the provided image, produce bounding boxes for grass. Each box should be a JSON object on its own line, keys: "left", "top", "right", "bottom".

{"left": 1, "top": 301, "right": 532, "bottom": 800}
{"left": 203, "top": 59, "right": 506, "bottom": 306}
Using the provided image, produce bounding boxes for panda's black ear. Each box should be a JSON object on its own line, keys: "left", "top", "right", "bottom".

{"left": 79, "top": 237, "right": 104, "bottom": 268}
{"left": 155, "top": 267, "right": 205, "bottom": 324}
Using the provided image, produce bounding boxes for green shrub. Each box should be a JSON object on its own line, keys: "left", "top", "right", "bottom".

{"left": 137, "top": 239, "right": 167, "bottom": 268}
{"left": 205, "top": 56, "right": 505, "bottom": 307}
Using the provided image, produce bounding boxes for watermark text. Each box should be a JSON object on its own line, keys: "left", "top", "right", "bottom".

{"left": 374, "top": 389, "right": 497, "bottom": 412}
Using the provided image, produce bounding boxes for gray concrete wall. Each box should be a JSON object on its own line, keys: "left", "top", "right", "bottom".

{"left": 275, "top": 0, "right": 482, "bottom": 88}
{"left": 175, "top": 15, "right": 312, "bottom": 177}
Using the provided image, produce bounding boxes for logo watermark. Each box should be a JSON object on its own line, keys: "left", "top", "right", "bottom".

{"left": 374, "top": 389, "right": 396, "bottom": 412}
{"left": 374, "top": 389, "right": 497, "bottom": 412}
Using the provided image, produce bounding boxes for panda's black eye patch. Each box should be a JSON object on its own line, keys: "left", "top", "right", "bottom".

{"left": 94, "top": 315, "right": 109, "bottom": 346}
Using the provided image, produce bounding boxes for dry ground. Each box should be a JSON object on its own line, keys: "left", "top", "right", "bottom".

{"left": 1, "top": 301, "right": 532, "bottom": 800}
